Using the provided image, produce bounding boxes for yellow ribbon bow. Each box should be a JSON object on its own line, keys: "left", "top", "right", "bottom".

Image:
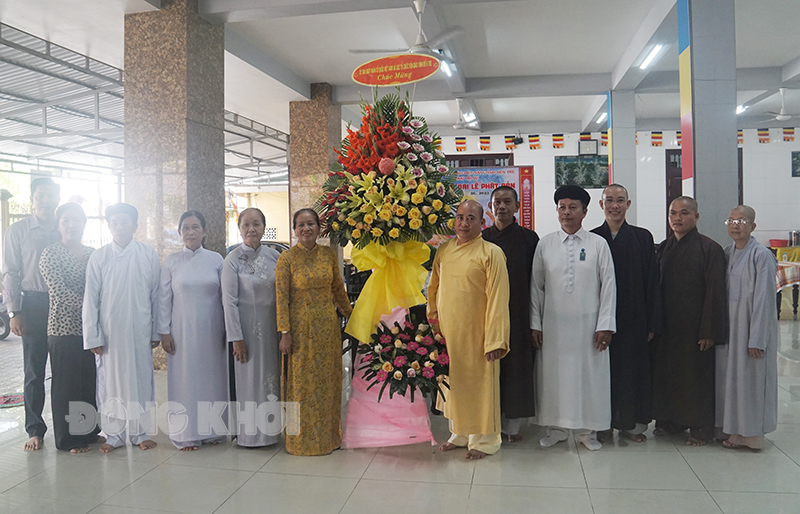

{"left": 345, "top": 240, "right": 431, "bottom": 343}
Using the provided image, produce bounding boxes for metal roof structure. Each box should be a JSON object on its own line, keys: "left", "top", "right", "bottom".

{"left": 0, "top": 22, "right": 288, "bottom": 186}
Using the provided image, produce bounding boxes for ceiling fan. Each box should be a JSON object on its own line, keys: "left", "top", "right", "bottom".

{"left": 349, "top": 0, "right": 462, "bottom": 63}
{"left": 452, "top": 98, "right": 480, "bottom": 131}
{"left": 764, "top": 87, "right": 800, "bottom": 121}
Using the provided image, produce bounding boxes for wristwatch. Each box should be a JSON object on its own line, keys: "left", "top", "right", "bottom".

{"left": 8, "top": 311, "right": 20, "bottom": 319}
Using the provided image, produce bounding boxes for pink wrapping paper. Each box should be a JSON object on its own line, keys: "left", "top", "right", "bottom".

{"left": 341, "top": 307, "right": 436, "bottom": 449}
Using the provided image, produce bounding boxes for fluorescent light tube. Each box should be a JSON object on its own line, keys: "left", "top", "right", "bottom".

{"left": 639, "top": 44, "right": 663, "bottom": 70}
{"left": 596, "top": 112, "right": 607, "bottom": 124}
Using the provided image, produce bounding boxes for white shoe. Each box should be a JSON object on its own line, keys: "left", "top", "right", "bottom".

{"left": 539, "top": 434, "right": 567, "bottom": 448}
{"left": 578, "top": 436, "right": 602, "bottom": 451}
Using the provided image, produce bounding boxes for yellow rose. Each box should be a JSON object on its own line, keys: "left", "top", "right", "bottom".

{"left": 408, "top": 179, "right": 417, "bottom": 188}
{"left": 393, "top": 371, "right": 403, "bottom": 380}
{"left": 391, "top": 326, "right": 400, "bottom": 335}
{"left": 421, "top": 206, "right": 431, "bottom": 215}
{"left": 396, "top": 206, "right": 407, "bottom": 216}
{"left": 379, "top": 209, "right": 392, "bottom": 221}
{"left": 332, "top": 222, "right": 340, "bottom": 231}
{"left": 409, "top": 219, "right": 422, "bottom": 230}
{"left": 389, "top": 228, "right": 400, "bottom": 238}
{"left": 444, "top": 204, "right": 451, "bottom": 213}
{"left": 411, "top": 361, "right": 421, "bottom": 370}
{"left": 394, "top": 340, "right": 403, "bottom": 348}
{"left": 415, "top": 335, "right": 423, "bottom": 342}
{"left": 382, "top": 362, "right": 393, "bottom": 372}
{"left": 371, "top": 227, "right": 383, "bottom": 238}
{"left": 424, "top": 361, "right": 435, "bottom": 368}
{"left": 409, "top": 208, "right": 421, "bottom": 219}
{"left": 428, "top": 214, "right": 438, "bottom": 224}
{"left": 346, "top": 217, "right": 357, "bottom": 226}
{"left": 432, "top": 199, "right": 443, "bottom": 211}
{"left": 418, "top": 183, "right": 428, "bottom": 195}
{"left": 447, "top": 219, "right": 455, "bottom": 229}
{"left": 356, "top": 222, "right": 363, "bottom": 229}
{"left": 429, "top": 350, "right": 439, "bottom": 361}
{"left": 411, "top": 193, "right": 424, "bottom": 205}
{"left": 363, "top": 214, "right": 374, "bottom": 224}
{"left": 434, "top": 333, "right": 443, "bottom": 341}
{"left": 351, "top": 229, "right": 362, "bottom": 239}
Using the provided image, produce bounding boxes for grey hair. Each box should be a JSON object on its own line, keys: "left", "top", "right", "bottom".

{"left": 732, "top": 204, "right": 756, "bottom": 223}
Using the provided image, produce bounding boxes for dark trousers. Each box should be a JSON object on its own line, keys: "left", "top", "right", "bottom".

{"left": 21, "top": 292, "right": 49, "bottom": 439}
{"left": 48, "top": 335, "right": 101, "bottom": 450}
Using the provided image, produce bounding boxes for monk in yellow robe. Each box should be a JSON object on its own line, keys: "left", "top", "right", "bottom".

{"left": 428, "top": 200, "right": 510, "bottom": 459}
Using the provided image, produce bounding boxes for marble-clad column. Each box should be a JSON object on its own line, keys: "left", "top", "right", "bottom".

{"left": 289, "top": 83, "right": 341, "bottom": 245}
{"left": 124, "top": 0, "right": 225, "bottom": 256}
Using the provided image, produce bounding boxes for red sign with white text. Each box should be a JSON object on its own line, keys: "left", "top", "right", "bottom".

{"left": 352, "top": 54, "right": 440, "bottom": 86}
{"left": 519, "top": 166, "right": 534, "bottom": 231}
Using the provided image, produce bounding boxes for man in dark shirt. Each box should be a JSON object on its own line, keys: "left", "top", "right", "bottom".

{"left": 482, "top": 186, "right": 539, "bottom": 442}
{"left": 2, "top": 177, "right": 61, "bottom": 451}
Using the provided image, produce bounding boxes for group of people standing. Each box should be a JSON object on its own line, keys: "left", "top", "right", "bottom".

{"left": 3, "top": 177, "right": 779, "bottom": 460}
{"left": 3, "top": 177, "right": 351, "bottom": 456}
{"left": 430, "top": 183, "right": 778, "bottom": 459}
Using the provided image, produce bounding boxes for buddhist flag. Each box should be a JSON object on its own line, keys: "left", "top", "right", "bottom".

{"left": 528, "top": 134, "right": 540, "bottom": 150}
{"left": 480, "top": 136, "right": 491, "bottom": 151}
{"left": 580, "top": 132, "right": 591, "bottom": 141}
{"left": 676, "top": 130, "right": 682, "bottom": 147}
{"left": 455, "top": 137, "right": 467, "bottom": 152}
{"left": 758, "top": 128, "right": 770, "bottom": 144}
{"left": 737, "top": 129, "right": 743, "bottom": 145}
{"left": 784, "top": 127, "right": 795, "bottom": 142}
{"left": 635, "top": 132, "right": 638, "bottom": 145}
{"left": 601, "top": 131, "right": 608, "bottom": 146}
{"left": 505, "top": 135, "right": 516, "bottom": 150}
{"left": 552, "top": 134, "right": 564, "bottom": 149}
{"left": 651, "top": 131, "right": 663, "bottom": 147}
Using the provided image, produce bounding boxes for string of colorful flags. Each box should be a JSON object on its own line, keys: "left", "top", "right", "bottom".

{"left": 452, "top": 128, "right": 797, "bottom": 152}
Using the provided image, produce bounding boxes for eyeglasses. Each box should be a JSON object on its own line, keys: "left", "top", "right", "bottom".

{"left": 724, "top": 219, "right": 751, "bottom": 226}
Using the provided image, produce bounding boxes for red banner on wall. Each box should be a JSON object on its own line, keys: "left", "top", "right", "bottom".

{"left": 352, "top": 54, "right": 440, "bottom": 86}
{"left": 519, "top": 166, "right": 534, "bottom": 231}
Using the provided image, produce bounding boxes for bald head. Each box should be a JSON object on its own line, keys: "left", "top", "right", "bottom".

{"left": 731, "top": 204, "right": 756, "bottom": 223}
{"left": 671, "top": 196, "right": 698, "bottom": 213}
{"left": 455, "top": 199, "right": 484, "bottom": 243}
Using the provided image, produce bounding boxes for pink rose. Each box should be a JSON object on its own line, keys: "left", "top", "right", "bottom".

{"left": 407, "top": 368, "right": 417, "bottom": 378}
{"left": 378, "top": 158, "right": 395, "bottom": 176}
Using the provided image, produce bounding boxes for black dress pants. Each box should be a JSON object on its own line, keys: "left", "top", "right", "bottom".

{"left": 48, "top": 335, "right": 101, "bottom": 450}
{"left": 21, "top": 291, "right": 49, "bottom": 439}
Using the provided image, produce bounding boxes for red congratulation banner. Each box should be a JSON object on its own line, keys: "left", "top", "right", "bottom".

{"left": 519, "top": 166, "right": 534, "bottom": 230}
{"left": 352, "top": 54, "right": 440, "bottom": 86}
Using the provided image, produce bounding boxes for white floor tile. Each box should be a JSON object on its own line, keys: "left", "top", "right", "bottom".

{"left": 259, "top": 446, "right": 377, "bottom": 478}
{"left": 341, "top": 479, "right": 470, "bottom": 514}
{"left": 75, "top": 433, "right": 178, "bottom": 465}
{"left": 589, "top": 488, "right": 722, "bottom": 514}
{"left": 214, "top": 472, "right": 358, "bottom": 514}
{"left": 710, "top": 491, "right": 800, "bottom": 514}
{"left": 683, "top": 451, "right": 800, "bottom": 493}
{"left": 582, "top": 426, "right": 678, "bottom": 453}
{"left": 164, "top": 440, "right": 279, "bottom": 471}
{"left": 363, "top": 443, "right": 476, "bottom": 484}
{"left": 580, "top": 451, "right": 705, "bottom": 490}
{"left": 467, "top": 485, "right": 593, "bottom": 514}
{"left": 778, "top": 388, "right": 800, "bottom": 425}
{"left": 4, "top": 456, "right": 156, "bottom": 504}
{"left": 471, "top": 446, "right": 586, "bottom": 488}
{"left": 0, "top": 494, "right": 96, "bottom": 514}
{"left": 89, "top": 506, "right": 186, "bottom": 513}
{"left": 102, "top": 464, "right": 253, "bottom": 514}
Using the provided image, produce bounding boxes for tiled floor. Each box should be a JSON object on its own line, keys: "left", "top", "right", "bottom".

{"left": 0, "top": 319, "right": 797, "bottom": 514}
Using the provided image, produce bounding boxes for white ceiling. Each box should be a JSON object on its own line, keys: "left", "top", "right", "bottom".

{"left": 1, "top": 0, "right": 799, "bottom": 137}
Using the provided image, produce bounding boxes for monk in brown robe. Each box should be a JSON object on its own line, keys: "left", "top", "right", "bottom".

{"left": 652, "top": 196, "right": 727, "bottom": 446}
